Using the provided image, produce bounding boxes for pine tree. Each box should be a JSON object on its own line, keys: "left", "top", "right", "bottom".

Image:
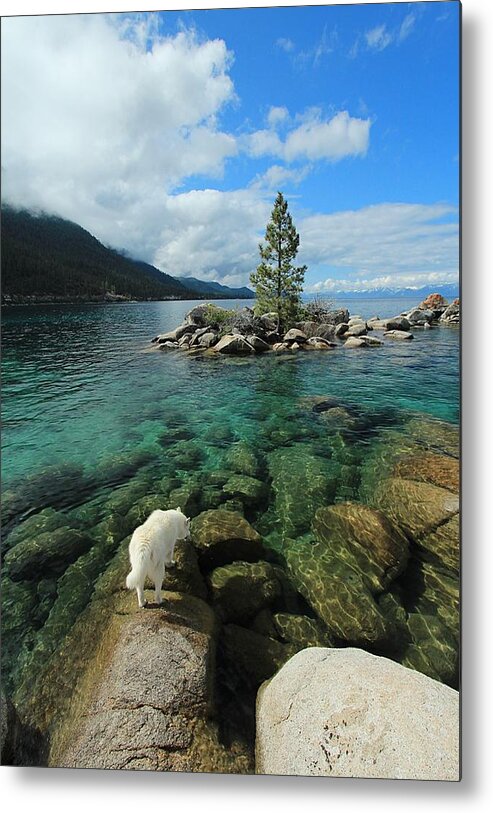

{"left": 250, "top": 191, "right": 307, "bottom": 333}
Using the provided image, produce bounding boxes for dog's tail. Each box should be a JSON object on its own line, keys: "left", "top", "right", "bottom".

{"left": 125, "top": 538, "right": 150, "bottom": 590}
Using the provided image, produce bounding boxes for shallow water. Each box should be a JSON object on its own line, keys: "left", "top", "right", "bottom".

{"left": 1, "top": 299, "right": 460, "bottom": 726}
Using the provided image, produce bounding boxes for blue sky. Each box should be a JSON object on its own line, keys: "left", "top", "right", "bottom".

{"left": 1, "top": 2, "right": 460, "bottom": 291}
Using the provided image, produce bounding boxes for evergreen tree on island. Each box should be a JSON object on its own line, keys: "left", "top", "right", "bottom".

{"left": 250, "top": 191, "right": 307, "bottom": 333}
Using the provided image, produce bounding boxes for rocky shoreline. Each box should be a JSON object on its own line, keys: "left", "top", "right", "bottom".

{"left": 152, "top": 293, "right": 460, "bottom": 356}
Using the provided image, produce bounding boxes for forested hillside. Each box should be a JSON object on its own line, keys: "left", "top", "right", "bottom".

{"left": 1, "top": 206, "right": 189, "bottom": 302}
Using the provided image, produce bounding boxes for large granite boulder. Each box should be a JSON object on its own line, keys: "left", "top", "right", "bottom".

{"left": 419, "top": 293, "right": 447, "bottom": 310}
{"left": 256, "top": 647, "right": 459, "bottom": 779}
{"left": 323, "top": 308, "right": 350, "bottom": 325}
{"left": 405, "top": 416, "right": 459, "bottom": 458}
{"left": 283, "top": 328, "right": 308, "bottom": 344}
{"left": 371, "top": 478, "right": 459, "bottom": 540}
{"left": 55, "top": 593, "right": 250, "bottom": 773}
{"left": 191, "top": 509, "right": 265, "bottom": 569}
{"left": 213, "top": 334, "right": 255, "bottom": 355}
{"left": 312, "top": 503, "right": 409, "bottom": 593}
{"left": 440, "top": 302, "right": 460, "bottom": 324}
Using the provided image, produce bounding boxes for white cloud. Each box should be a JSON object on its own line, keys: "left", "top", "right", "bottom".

{"left": 365, "top": 24, "right": 393, "bottom": 52}
{"left": 398, "top": 13, "right": 416, "bottom": 42}
{"left": 245, "top": 110, "right": 371, "bottom": 163}
{"left": 363, "top": 12, "right": 417, "bottom": 53}
{"left": 267, "top": 105, "right": 289, "bottom": 128}
{"left": 149, "top": 196, "right": 457, "bottom": 291}
{"left": 152, "top": 188, "right": 271, "bottom": 287}
{"left": 250, "top": 164, "right": 310, "bottom": 191}
{"left": 276, "top": 37, "right": 295, "bottom": 53}
{"left": 1, "top": 14, "right": 237, "bottom": 253}
{"left": 299, "top": 203, "right": 459, "bottom": 291}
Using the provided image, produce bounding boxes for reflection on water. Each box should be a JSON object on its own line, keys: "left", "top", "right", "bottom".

{"left": 1, "top": 300, "right": 459, "bottom": 759}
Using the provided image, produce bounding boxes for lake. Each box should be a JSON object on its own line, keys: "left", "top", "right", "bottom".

{"left": 1, "top": 298, "right": 460, "bottom": 740}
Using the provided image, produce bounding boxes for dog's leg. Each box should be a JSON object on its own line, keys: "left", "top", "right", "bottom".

{"left": 136, "top": 584, "right": 147, "bottom": 609}
{"left": 154, "top": 562, "right": 165, "bottom": 605}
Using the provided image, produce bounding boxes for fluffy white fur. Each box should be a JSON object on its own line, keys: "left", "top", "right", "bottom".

{"left": 125, "top": 508, "right": 190, "bottom": 609}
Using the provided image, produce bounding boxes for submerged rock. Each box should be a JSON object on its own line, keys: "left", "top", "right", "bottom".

{"left": 256, "top": 647, "right": 459, "bottom": 780}
{"left": 209, "top": 561, "right": 283, "bottom": 623}
{"left": 272, "top": 613, "right": 333, "bottom": 649}
{"left": 265, "top": 444, "right": 337, "bottom": 541}
{"left": 405, "top": 416, "right": 459, "bottom": 458}
{"left": 393, "top": 451, "right": 459, "bottom": 493}
{"left": 4, "top": 527, "right": 93, "bottom": 581}
{"left": 222, "top": 474, "right": 267, "bottom": 507}
{"left": 191, "top": 509, "right": 265, "bottom": 569}
{"left": 285, "top": 541, "right": 395, "bottom": 648}
{"left": 224, "top": 442, "right": 260, "bottom": 478}
{"left": 312, "top": 502, "right": 409, "bottom": 593}
{"left": 220, "top": 624, "right": 294, "bottom": 691}
{"left": 371, "top": 478, "right": 459, "bottom": 540}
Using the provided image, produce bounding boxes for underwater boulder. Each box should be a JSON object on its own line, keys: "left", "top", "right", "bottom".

{"left": 220, "top": 624, "right": 294, "bottom": 691}
{"left": 4, "top": 527, "right": 94, "bottom": 581}
{"left": 162, "top": 539, "right": 207, "bottom": 600}
{"left": 371, "top": 478, "right": 459, "bottom": 541}
{"left": 191, "top": 509, "right": 265, "bottom": 569}
{"left": 312, "top": 503, "right": 409, "bottom": 593}
{"left": 222, "top": 474, "right": 267, "bottom": 508}
{"left": 272, "top": 612, "right": 334, "bottom": 650}
{"left": 393, "top": 452, "right": 459, "bottom": 493}
{"left": 209, "top": 561, "right": 283, "bottom": 624}
{"left": 266, "top": 444, "right": 337, "bottom": 540}
{"left": 404, "top": 416, "right": 459, "bottom": 458}
{"left": 285, "top": 542, "right": 396, "bottom": 648}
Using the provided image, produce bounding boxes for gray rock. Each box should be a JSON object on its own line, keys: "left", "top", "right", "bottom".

{"left": 213, "top": 334, "right": 255, "bottom": 355}
{"left": 258, "top": 313, "right": 278, "bottom": 332}
{"left": 306, "top": 337, "right": 337, "bottom": 350}
{"left": 198, "top": 331, "right": 217, "bottom": 348}
{"left": 345, "top": 324, "right": 367, "bottom": 337}
{"left": 324, "top": 308, "right": 350, "bottom": 325}
{"left": 440, "top": 303, "right": 460, "bottom": 323}
{"left": 256, "top": 647, "right": 460, "bottom": 780}
{"left": 283, "top": 328, "right": 308, "bottom": 344}
{"left": 344, "top": 336, "right": 367, "bottom": 348}
{"left": 383, "top": 330, "right": 414, "bottom": 340}
{"left": 334, "top": 322, "right": 349, "bottom": 337}
{"left": 57, "top": 593, "right": 249, "bottom": 772}
{"left": 246, "top": 335, "right": 270, "bottom": 352}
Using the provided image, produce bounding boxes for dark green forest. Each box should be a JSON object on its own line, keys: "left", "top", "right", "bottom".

{"left": 0, "top": 206, "right": 189, "bottom": 303}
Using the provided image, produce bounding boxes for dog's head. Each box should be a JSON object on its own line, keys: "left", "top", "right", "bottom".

{"left": 176, "top": 506, "right": 191, "bottom": 540}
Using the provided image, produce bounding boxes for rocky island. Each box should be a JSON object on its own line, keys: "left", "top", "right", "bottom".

{"left": 152, "top": 293, "right": 460, "bottom": 357}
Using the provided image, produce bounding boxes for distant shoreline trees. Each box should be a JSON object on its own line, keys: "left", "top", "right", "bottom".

{"left": 250, "top": 191, "right": 307, "bottom": 333}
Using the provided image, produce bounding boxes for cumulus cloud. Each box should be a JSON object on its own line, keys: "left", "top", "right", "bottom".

{"left": 1, "top": 13, "right": 237, "bottom": 253}
{"left": 250, "top": 164, "right": 310, "bottom": 191}
{"left": 152, "top": 196, "right": 457, "bottom": 291}
{"left": 245, "top": 109, "right": 371, "bottom": 163}
{"left": 267, "top": 105, "right": 289, "bottom": 128}
{"left": 152, "top": 188, "right": 271, "bottom": 287}
{"left": 299, "top": 203, "right": 459, "bottom": 291}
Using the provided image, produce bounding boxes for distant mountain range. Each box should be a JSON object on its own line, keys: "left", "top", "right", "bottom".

{"left": 0, "top": 206, "right": 254, "bottom": 304}
{"left": 176, "top": 276, "right": 254, "bottom": 299}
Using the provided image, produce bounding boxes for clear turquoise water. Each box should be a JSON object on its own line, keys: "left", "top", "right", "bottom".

{"left": 1, "top": 299, "right": 460, "bottom": 711}
{"left": 1, "top": 298, "right": 459, "bottom": 491}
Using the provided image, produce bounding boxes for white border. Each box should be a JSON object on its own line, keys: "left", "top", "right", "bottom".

{"left": 2, "top": 1, "right": 493, "bottom": 810}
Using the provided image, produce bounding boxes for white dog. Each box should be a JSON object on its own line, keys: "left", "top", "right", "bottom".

{"left": 125, "top": 508, "right": 190, "bottom": 609}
